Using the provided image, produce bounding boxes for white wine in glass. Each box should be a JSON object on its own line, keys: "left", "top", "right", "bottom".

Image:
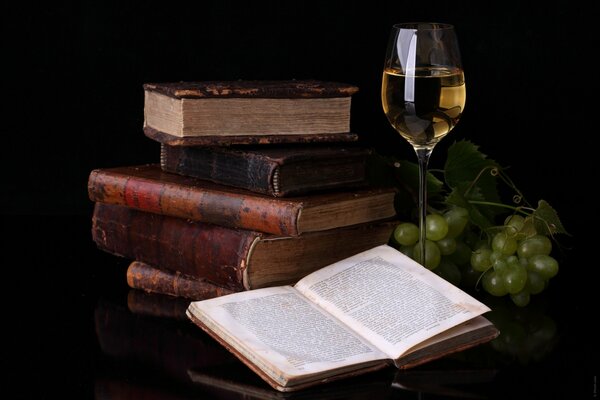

{"left": 381, "top": 22, "right": 466, "bottom": 266}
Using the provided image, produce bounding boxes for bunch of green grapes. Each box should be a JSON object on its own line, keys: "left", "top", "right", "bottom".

{"left": 391, "top": 207, "right": 559, "bottom": 307}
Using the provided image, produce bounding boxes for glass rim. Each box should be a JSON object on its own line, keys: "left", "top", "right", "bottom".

{"left": 392, "top": 22, "right": 455, "bottom": 31}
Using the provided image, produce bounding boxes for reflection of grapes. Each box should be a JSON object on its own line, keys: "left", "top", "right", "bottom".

{"left": 484, "top": 299, "right": 558, "bottom": 364}
{"left": 390, "top": 207, "right": 560, "bottom": 307}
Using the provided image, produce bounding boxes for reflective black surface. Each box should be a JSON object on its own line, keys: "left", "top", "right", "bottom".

{"left": 5, "top": 216, "right": 595, "bottom": 399}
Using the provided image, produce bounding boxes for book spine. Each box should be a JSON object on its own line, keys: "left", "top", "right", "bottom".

{"left": 91, "top": 203, "right": 259, "bottom": 290}
{"left": 127, "top": 261, "right": 237, "bottom": 300}
{"left": 161, "top": 145, "right": 277, "bottom": 196}
{"left": 88, "top": 167, "right": 302, "bottom": 236}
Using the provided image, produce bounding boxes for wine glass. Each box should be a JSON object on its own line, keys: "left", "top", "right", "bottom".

{"left": 381, "top": 22, "right": 466, "bottom": 266}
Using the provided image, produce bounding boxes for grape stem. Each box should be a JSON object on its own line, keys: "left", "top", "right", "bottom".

{"left": 467, "top": 200, "right": 534, "bottom": 215}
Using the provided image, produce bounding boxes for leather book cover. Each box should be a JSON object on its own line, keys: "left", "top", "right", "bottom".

{"left": 127, "top": 261, "right": 237, "bottom": 300}
{"left": 160, "top": 144, "right": 371, "bottom": 196}
{"left": 143, "top": 80, "right": 359, "bottom": 99}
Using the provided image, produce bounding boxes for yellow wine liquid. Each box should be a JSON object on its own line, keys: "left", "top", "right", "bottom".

{"left": 382, "top": 67, "right": 466, "bottom": 148}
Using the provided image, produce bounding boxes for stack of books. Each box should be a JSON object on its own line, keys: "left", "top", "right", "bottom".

{"left": 89, "top": 80, "right": 399, "bottom": 299}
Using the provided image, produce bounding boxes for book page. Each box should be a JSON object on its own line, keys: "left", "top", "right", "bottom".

{"left": 187, "top": 286, "right": 389, "bottom": 387}
{"left": 294, "top": 245, "right": 491, "bottom": 358}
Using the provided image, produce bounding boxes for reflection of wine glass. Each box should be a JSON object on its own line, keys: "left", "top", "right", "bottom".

{"left": 382, "top": 22, "right": 466, "bottom": 266}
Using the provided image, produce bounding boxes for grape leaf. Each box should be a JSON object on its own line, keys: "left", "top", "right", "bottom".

{"left": 531, "top": 200, "right": 569, "bottom": 236}
{"left": 444, "top": 140, "right": 501, "bottom": 205}
{"left": 446, "top": 184, "right": 495, "bottom": 230}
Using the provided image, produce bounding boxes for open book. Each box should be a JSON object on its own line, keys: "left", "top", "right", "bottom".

{"left": 186, "top": 245, "right": 499, "bottom": 392}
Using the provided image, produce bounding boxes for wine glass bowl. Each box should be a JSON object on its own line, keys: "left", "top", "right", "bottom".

{"left": 381, "top": 22, "right": 465, "bottom": 265}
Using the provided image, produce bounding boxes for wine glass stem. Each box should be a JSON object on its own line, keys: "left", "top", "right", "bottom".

{"left": 415, "top": 147, "right": 433, "bottom": 266}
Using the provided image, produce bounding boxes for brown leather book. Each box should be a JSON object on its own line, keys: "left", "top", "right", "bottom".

{"left": 160, "top": 144, "right": 373, "bottom": 197}
{"left": 91, "top": 202, "right": 397, "bottom": 291}
{"left": 143, "top": 80, "right": 359, "bottom": 146}
{"left": 127, "top": 261, "right": 236, "bottom": 300}
{"left": 88, "top": 164, "right": 396, "bottom": 236}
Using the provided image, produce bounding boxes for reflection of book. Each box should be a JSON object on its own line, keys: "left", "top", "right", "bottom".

{"left": 126, "top": 289, "right": 192, "bottom": 320}
{"left": 187, "top": 364, "right": 395, "bottom": 399}
{"left": 143, "top": 80, "right": 358, "bottom": 146}
{"left": 91, "top": 203, "right": 396, "bottom": 290}
{"left": 94, "top": 297, "right": 236, "bottom": 383}
{"left": 186, "top": 245, "right": 499, "bottom": 392}
{"left": 392, "top": 369, "right": 497, "bottom": 399}
{"left": 88, "top": 164, "right": 396, "bottom": 235}
{"left": 160, "top": 144, "right": 374, "bottom": 197}
{"left": 127, "top": 261, "right": 236, "bottom": 300}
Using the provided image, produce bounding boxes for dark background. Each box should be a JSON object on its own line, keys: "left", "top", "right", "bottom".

{"left": 3, "top": 1, "right": 597, "bottom": 397}
{"left": 3, "top": 1, "right": 596, "bottom": 220}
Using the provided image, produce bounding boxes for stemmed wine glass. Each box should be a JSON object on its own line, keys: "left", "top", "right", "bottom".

{"left": 381, "top": 22, "right": 466, "bottom": 266}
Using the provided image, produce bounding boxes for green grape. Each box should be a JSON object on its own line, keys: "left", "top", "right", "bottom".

{"left": 525, "top": 270, "right": 546, "bottom": 295}
{"left": 492, "top": 232, "right": 518, "bottom": 256}
{"left": 448, "top": 241, "right": 472, "bottom": 265}
{"left": 444, "top": 207, "right": 469, "bottom": 239}
{"left": 492, "top": 258, "right": 509, "bottom": 274}
{"left": 490, "top": 250, "right": 505, "bottom": 264}
{"left": 436, "top": 237, "right": 457, "bottom": 255}
{"left": 517, "top": 235, "right": 552, "bottom": 258}
{"left": 435, "top": 260, "right": 461, "bottom": 286}
{"left": 510, "top": 290, "right": 531, "bottom": 307}
{"left": 506, "top": 255, "right": 520, "bottom": 266}
{"left": 482, "top": 270, "right": 508, "bottom": 296}
{"left": 503, "top": 265, "right": 528, "bottom": 294}
{"left": 519, "top": 257, "right": 529, "bottom": 268}
{"left": 393, "top": 222, "right": 419, "bottom": 246}
{"left": 413, "top": 240, "right": 441, "bottom": 270}
{"left": 527, "top": 254, "right": 559, "bottom": 279}
{"left": 471, "top": 247, "right": 492, "bottom": 272}
{"left": 426, "top": 214, "right": 449, "bottom": 241}
{"left": 398, "top": 244, "right": 414, "bottom": 259}
{"left": 504, "top": 214, "right": 525, "bottom": 234}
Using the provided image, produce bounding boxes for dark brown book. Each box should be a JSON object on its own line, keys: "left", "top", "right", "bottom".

{"left": 92, "top": 203, "right": 397, "bottom": 291}
{"left": 160, "top": 144, "right": 372, "bottom": 197}
{"left": 186, "top": 245, "right": 499, "bottom": 392}
{"left": 143, "top": 80, "right": 359, "bottom": 146}
{"left": 127, "top": 261, "right": 236, "bottom": 300}
{"left": 88, "top": 164, "right": 396, "bottom": 236}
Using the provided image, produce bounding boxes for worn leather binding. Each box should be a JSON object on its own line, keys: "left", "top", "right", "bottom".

{"left": 127, "top": 261, "right": 236, "bottom": 300}
{"left": 88, "top": 164, "right": 396, "bottom": 236}
{"left": 160, "top": 144, "right": 371, "bottom": 197}
{"left": 143, "top": 80, "right": 360, "bottom": 145}
{"left": 91, "top": 203, "right": 397, "bottom": 291}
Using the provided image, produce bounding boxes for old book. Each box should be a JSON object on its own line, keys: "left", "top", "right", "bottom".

{"left": 143, "top": 80, "right": 359, "bottom": 146}
{"left": 186, "top": 245, "right": 499, "bottom": 392}
{"left": 91, "top": 203, "right": 396, "bottom": 291}
{"left": 160, "top": 144, "right": 372, "bottom": 197}
{"left": 88, "top": 164, "right": 396, "bottom": 235}
{"left": 127, "top": 261, "right": 236, "bottom": 300}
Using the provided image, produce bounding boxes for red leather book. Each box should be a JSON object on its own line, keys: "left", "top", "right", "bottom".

{"left": 126, "top": 261, "right": 236, "bottom": 300}
{"left": 88, "top": 164, "right": 396, "bottom": 236}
